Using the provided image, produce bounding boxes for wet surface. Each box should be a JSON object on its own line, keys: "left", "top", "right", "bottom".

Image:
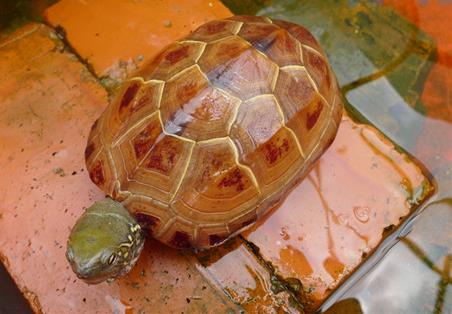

{"left": 224, "top": 0, "right": 451, "bottom": 312}
{"left": 196, "top": 114, "right": 432, "bottom": 312}
{"left": 0, "top": 0, "right": 451, "bottom": 313}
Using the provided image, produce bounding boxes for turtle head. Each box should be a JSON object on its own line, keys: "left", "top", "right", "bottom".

{"left": 66, "top": 198, "right": 144, "bottom": 284}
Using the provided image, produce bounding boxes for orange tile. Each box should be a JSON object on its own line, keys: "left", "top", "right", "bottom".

{"left": 383, "top": 0, "right": 452, "bottom": 64}
{"left": 196, "top": 238, "right": 304, "bottom": 313}
{"left": 44, "top": 0, "right": 232, "bottom": 82}
{"left": 239, "top": 115, "right": 432, "bottom": 311}
{"left": 0, "top": 23, "right": 236, "bottom": 313}
{"left": 383, "top": 0, "right": 452, "bottom": 124}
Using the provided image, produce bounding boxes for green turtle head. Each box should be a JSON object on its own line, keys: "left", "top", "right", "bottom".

{"left": 66, "top": 198, "right": 144, "bottom": 284}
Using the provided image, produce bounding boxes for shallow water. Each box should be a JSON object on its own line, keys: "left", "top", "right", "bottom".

{"left": 263, "top": 1, "right": 451, "bottom": 313}
{"left": 224, "top": 0, "right": 452, "bottom": 312}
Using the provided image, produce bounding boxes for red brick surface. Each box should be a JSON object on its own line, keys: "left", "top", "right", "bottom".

{"left": 0, "top": 23, "right": 236, "bottom": 313}
{"left": 45, "top": 0, "right": 232, "bottom": 82}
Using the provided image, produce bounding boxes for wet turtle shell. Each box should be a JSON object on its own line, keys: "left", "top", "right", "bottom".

{"left": 85, "top": 15, "right": 343, "bottom": 249}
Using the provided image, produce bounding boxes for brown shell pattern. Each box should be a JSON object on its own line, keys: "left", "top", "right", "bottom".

{"left": 86, "top": 16, "right": 343, "bottom": 249}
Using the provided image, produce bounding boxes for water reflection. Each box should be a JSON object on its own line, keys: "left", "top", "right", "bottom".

{"left": 241, "top": 116, "right": 431, "bottom": 311}
{"left": 320, "top": 40, "right": 452, "bottom": 314}
{"left": 246, "top": 1, "right": 452, "bottom": 312}
{"left": 327, "top": 197, "right": 451, "bottom": 313}
{"left": 195, "top": 238, "right": 302, "bottom": 313}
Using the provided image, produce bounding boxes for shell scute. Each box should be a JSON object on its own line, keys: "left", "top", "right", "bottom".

{"left": 160, "top": 64, "right": 240, "bottom": 141}
{"left": 274, "top": 67, "right": 317, "bottom": 121}
{"left": 86, "top": 150, "right": 116, "bottom": 195}
{"left": 135, "top": 212, "right": 161, "bottom": 236}
{"left": 158, "top": 218, "right": 196, "bottom": 249}
{"left": 241, "top": 126, "right": 305, "bottom": 196}
{"left": 303, "top": 48, "right": 335, "bottom": 104}
{"left": 238, "top": 22, "right": 302, "bottom": 66}
{"left": 125, "top": 195, "right": 171, "bottom": 236}
{"left": 120, "top": 81, "right": 141, "bottom": 113}
{"left": 125, "top": 134, "right": 193, "bottom": 204}
{"left": 286, "top": 93, "right": 330, "bottom": 157}
{"left": 198, "top": 36, "right": 277, "bottom": 100}
{"left": 140, "top": 41, "right": 205, "bottom": 81}
{"left": 170, "top": 140, "right": 260, "bottom": 224}
{"left": 131, "top": 118, "right": 162, "bottom": 160}
{"left": 188, "top": 19, "right": 242, "bottom": 42}
{"left": 230, "top": 95, "right": 284, "bottom": 155}
{"left": 227, "top": 208, "right": 258, "bottom": 235}
{"left": 103, "top": 80, "right": 162, "bottom": 143}
{"left": 272, "top": 19, "right": 323, "bottom": 52}
{"left": 197, "top": 35, "right": 250, "bottom": 75}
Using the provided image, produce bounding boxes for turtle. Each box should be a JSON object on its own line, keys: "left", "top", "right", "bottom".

{"left": 66, "top": 15, "right": 343, "bottom": 284}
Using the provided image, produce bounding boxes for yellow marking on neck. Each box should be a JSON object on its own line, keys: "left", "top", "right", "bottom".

{"left": 263, "top": 17, "right": 273, "bottom": 24}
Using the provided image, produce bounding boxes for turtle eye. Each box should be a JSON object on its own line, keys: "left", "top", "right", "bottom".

{"left": 108, "top": 254, "right": 117, "bottom": 265}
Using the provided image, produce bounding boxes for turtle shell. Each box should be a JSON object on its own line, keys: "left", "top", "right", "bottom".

{"left": 85, "top": 16, "right": 343, "bottom": 249}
